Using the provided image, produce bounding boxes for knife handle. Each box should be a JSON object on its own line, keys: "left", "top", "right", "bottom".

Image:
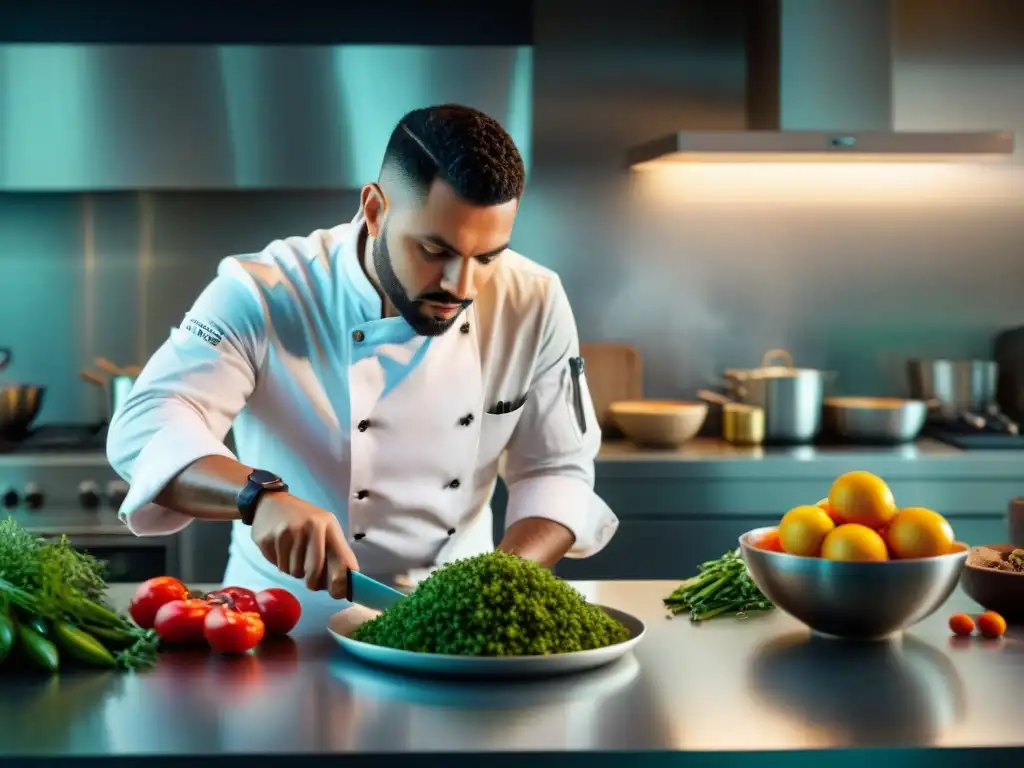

{"left": 318, "top": 548, "right": 352, "bottom": 599}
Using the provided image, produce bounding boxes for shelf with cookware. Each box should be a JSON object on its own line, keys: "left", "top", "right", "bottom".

{"left": 502, "top": 344, "right": 1024, "bottom": 583}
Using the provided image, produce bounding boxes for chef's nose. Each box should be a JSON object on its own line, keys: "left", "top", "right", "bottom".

{"left": 442, "top": 257, "right": 474, "bottom": 300}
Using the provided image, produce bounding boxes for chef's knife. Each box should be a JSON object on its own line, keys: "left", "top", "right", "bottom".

{"left": 345, "top": 570, "right": 407, "bottom": 612}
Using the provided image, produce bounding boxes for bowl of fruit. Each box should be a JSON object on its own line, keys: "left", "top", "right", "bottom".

{"left": 739, "top": 470, "right": 968, "bottom": 641}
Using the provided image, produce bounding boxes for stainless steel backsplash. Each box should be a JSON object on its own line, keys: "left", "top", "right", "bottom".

{"left": 2, "top": 0, "right": 1022, "bottom": 423}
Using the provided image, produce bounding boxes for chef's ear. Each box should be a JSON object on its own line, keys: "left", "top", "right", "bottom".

{"left": 361, "top": 183, "right": 388, "bottom": 237}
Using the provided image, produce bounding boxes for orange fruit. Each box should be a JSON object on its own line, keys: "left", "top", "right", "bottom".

{"left": 884, "top": 507, "right": 955, "bottom": 559}
{"left": 816, "top": 497, "right": 844, "bottom": 524}
{"left": 977, "top": 611, "right": 1007, "bottom": 639}
{"left": 779, "top": 505, "right": 836, "bottom": 556}
{"left": 948, "top": 613, "right": 975, "bottom": 636}
{"left": 821, "top": 524, "right": 889, "bottom": 562}
{"left": 753, "top": 529, "right": 784, "bottom": 552}
{"left": 827, "top": 471, "right": 897, "bottom": 529}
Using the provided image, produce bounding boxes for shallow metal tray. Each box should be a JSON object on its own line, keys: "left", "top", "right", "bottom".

{"left": 327, "top": 603, "right": 646, "bottom": 680}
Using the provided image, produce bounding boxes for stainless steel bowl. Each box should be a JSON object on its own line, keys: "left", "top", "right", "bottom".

{"left": 0, "top": 384, "right": 45, "bottom": 437}
{"left": 822, "top": 397, "right": 928, "bottom": 443}
{"left": 740, "top": 527, "right": 968, "bottom": 640}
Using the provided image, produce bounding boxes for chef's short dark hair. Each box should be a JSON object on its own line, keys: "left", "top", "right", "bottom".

{"left": 380, "top": 104, "right": 525, "bottom": 206}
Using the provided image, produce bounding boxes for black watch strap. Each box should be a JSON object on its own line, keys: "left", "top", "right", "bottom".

{"left": 237, "top": 469, "right": 289, "bottom": 526}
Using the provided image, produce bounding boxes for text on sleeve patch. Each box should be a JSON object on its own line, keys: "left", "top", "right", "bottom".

{"left": 183, "top": 314, "right": 224, "bottom": 347}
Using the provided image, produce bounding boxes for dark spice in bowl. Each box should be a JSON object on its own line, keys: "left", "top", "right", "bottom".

{"left": 961, "top": 544, "right": 1024, "bottom": 623}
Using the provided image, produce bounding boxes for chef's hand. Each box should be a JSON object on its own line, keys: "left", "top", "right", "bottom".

{"left": 250, "top": 493, "right": 360, "bottom": 598}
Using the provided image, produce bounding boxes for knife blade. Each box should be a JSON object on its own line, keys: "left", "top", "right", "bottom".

{"left": 345, "top": 570, "right": 407, "bottom": 612}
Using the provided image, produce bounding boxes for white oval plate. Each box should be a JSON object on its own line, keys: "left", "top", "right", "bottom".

{"left": 328, "top": 603, "right": 646, "bottom": 680}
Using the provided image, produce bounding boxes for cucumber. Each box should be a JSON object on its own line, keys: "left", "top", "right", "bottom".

{"left": 18, "top": 623, "right": 59, "bottom": 673}
{"left": 26, "top": 615, "right": 49, "bottom": 636}
{"left": 51, "top": 622, "right": 116, "bottom": 668}
{"left": 16, "top": 609, "right": 49, "bottom": 637}
{"left": 0, "top": 603, "right": 16, "bottom": 666}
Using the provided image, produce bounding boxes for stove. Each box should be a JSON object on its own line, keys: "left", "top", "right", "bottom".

{"left": 0, "top": 424, "right": 124, "bottom": 526}
{"left": 0, "top": 423, "right": 180, "bottom": 581}
{"left": 923, "top": 422, "right": 1024, "bottom": 450}
{"left": 0, "top": 423, "right": 109, "bottom": 455}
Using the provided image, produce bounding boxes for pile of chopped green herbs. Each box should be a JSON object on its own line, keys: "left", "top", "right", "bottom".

{"left": 664, "top": 548, "right": 774, "bottom": 621}
{"left": 352, "top": 551, "right": 631, "bottom": 656}
{"left": 0, "top": 517, "right": 160, "bottom": 671}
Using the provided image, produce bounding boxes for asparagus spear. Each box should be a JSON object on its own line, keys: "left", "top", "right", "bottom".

{"left": 663, "top": 548, "right": 774, "bottom": 621}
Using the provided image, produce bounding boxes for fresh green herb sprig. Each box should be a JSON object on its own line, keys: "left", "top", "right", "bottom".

{"left": 664, "top": 548, "right": 774, "bottom": 621}
{"left": 352, "top": 551, "right": 631, "bottom": 656}
{"left": 0, "top": 517, "right": 161, "bottom": 669}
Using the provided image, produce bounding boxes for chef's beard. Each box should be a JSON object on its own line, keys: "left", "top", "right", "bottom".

{"left": 372, "top": 225, "right": 471, "bottom": 337}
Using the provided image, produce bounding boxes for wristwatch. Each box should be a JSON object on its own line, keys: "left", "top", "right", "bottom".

{"left": 237, "top": 469, "right": 289, "bottom": 526}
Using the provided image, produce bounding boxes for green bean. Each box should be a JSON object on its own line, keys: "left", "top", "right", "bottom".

{"left": 663, "top": 548, "right": 774, "bottom": 622}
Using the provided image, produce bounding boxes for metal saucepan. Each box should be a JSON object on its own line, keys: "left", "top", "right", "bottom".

{"left": 698, "top": 390, "right": 766, "bottom": 446}
{"left": 907, "top": 358, "right": 997, "bottom": 420}
{"left": 723, "top": 349, "right": 833, "bottom": 444}
{"left": 0, "top": 347, "right": 46, "bottom": 437}
{"left": 822, "top": 397, "right": 930, "bottom": 443}
{"left": 907, "top": 358, "right": 1018, "bottom": 434}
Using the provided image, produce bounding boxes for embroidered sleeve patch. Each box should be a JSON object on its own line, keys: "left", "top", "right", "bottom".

{"left": 183, "top": 314, "right": 224, "bottom": 347}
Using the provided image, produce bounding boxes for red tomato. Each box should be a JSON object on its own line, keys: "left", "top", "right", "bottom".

{"left": 154, "top": 599, "right": 213, "bottom": 644}
{"left": 255, "top": 588, "right": 302, "bottom": 635}
{"left": 204, "top": 605, "right": 265, "bottom": 654}
{"left": 129, "top": 576, "right": 190, "bottom": 629}
{"left": 206, "top": 586, "right": 259, "bottom": 614}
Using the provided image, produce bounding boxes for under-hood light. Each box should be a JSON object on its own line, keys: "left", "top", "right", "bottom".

{"left": 629, "top": 130, "right": 1015, "bottom": 169}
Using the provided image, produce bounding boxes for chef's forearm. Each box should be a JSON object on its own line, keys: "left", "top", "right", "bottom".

{"left": 154, "top": 455, "right": 252, "bottom": 521}
{"left": 497, "top": 517, "right": 575, "bottom": 568}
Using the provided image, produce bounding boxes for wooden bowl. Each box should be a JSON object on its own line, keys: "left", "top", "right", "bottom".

{"left": 960, "top": 544, "right": 1024, "bottom": 622}
{"left": 608, "top": 400, "right": 708, "bottom": 448}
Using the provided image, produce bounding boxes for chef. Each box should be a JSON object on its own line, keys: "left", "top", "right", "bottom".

{"left": 106, "top": 104, "right": 618, "bottom": 620}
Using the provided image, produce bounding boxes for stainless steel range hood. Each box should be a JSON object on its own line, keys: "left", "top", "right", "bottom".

{"left": 0, "top": 45, "right": 532, "bottom": 191}
{"left": 628, "top": 0, "right": 1014, "bottom": 167}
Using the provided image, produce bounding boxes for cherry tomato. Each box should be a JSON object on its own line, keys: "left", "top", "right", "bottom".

{"left": 977, "top": 611, "right": 1007, "bottom": 639}
{"left": 255, "top": 588, "right": 302, "bottom": 635}
{"left": 154, "top": 599, "right": 213, "bottom": 644}
{"left": 948, "top": 613, "right": 975, "bottom": 637}
{"left": 129, "top": 576, "right": 190, "bottom": 629}
{"left": 206, "top": 586, "right": 259, "bottom": 614}
{"left": 204, "top": 605, "right": 265, "bottom": 655}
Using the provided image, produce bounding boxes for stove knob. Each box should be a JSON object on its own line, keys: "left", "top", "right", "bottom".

{"left": 105, "top": 480, "right": 129, "bottom": 509}
{"left": 78, "top": 481, "right": 101, "bottom": 511}
{"left": 1, "top": 489, "right": 18, "bottom": 509}
{"left": 24, "top": 484, "right": 44, "bottom": 510}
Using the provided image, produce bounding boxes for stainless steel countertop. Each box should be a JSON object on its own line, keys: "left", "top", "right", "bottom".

{"left": 596, "top": 438, "right": 1024, "bottom": 479}
{"left": 1, "top": 580, "right": 1022, "bottom": 766}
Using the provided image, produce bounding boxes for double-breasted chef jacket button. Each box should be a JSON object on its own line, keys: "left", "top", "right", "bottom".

{"left": 352, "top": 329, "right": 365, "bottom": 342}
{"left": 447, "top": 528, "right": 456, "bottom": 536}
{"left": 357, "top": 419, "right": 370, "bottom": 432}
{"left": 459, "top": 414, "right": 474, "bottom": 427}
{"left": 353, "top": 532, "right": 366, "bottom": 540}
{"left": 447, "top": 479, "right": 461, "bottom": 489}
{"left": 355, "top": 489, "right": 370, "bottom": 500}
{"left": 460, "top": 322, "right": 470, "bottom": 334}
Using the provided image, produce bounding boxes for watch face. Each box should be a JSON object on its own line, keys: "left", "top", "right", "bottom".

{"left": 249, "top": 469, "right": 281, "bottom": 487}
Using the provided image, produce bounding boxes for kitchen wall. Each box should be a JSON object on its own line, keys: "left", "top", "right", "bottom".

{"left": 1, "top": 0, "right": 1022, "bottom": 425}
{"left": 516, "top": 0, "right": 1024, "bottom": 399}
{"left": 0, "top": 190, "right": 361, "bottom": 421}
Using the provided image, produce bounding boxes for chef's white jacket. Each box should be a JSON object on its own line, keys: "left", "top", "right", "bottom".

{"left": 107, "top": 212, "right": 618, "bottom": 593}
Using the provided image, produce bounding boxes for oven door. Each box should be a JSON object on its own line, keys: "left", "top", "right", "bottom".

{"left": 40, "top": 533, "right": 181, "bottom": 583}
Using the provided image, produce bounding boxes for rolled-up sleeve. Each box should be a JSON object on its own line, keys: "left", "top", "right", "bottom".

{"left": 106, "top": 259, "right": 268, "bottom": 537}
{"left": 501, "top": 278, "right": 619, "bottom": 558}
